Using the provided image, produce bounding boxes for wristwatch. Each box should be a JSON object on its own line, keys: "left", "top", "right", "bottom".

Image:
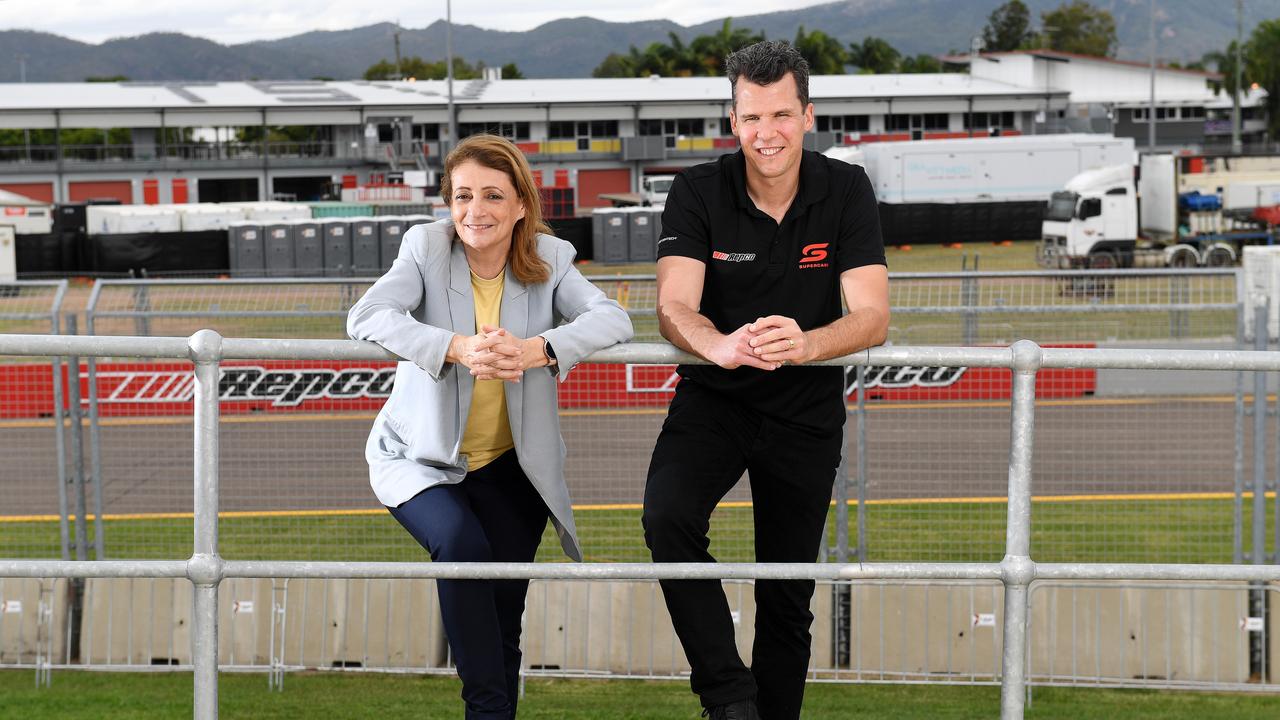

{"left": 542, "top": 337, "right": 557, "bottom": 365}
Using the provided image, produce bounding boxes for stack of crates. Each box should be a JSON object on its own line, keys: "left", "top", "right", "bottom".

{"left": 539, "top": 187, "right": 575, "bottom": 221}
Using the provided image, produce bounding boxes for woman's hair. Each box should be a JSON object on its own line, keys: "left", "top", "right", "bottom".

{"left": 441, "top": 134, "right": 551, "bottom": 285}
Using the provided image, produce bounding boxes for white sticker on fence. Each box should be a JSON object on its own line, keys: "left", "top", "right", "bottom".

{"left": 972, "top": 613, "right": 996, "bottom": 628}
{"left": 3, "top": 600, "right": 21, "bottom": 613}
{"left": 1240, "top": 616, "right": 1264, "bottom": 632}
{"left": 234, "top": 600, "right": 254, "bottom": 614}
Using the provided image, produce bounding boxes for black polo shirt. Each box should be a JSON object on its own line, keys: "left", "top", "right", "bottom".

{"left": 656, "top": 149, "right": 885, "bottom": 431}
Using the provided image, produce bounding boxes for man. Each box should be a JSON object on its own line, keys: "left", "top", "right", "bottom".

{"left": 642, "top": 40, "right": 889, "bottom": 720}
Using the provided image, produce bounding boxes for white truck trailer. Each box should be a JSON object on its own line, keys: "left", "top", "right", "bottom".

{"left": 1039, "top": 154, "right": 1280, "bottom": 268}
{"left": 824, "top": 134, "right": 1135, "bottom": 245}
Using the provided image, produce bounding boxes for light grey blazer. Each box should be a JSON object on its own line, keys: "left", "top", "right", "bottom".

{"left": 346, "top": 219, "right": 633, "bottom": 561}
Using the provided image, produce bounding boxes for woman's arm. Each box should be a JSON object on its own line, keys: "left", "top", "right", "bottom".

{"left": 346, "top": 226, "right": 457, "bottom": 381}
{"left": 539, "top": 240, "right": 635, "bottom": 382}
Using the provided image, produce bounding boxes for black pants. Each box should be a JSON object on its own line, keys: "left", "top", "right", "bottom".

{"left": 389, "top": 450, "right": 549, "bottom": 720}
{"left": 643, "top": 382, "right": 842, "bottom": 720}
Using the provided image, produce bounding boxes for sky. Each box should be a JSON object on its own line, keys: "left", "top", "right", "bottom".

{"left": 0, "top": 0, "right": 829, "bottom": 44}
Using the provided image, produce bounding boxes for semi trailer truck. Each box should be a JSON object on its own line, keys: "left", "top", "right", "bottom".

{"left": 1039, "top": 153, "right": 1280, "bottom": 268}
{"left": 824, "top": 134, "right": 1135, "bottom": 245}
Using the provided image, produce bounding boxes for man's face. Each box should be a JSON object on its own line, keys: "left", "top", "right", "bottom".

{"left": 729, "top": 73, "right": 814, "bottom": 184}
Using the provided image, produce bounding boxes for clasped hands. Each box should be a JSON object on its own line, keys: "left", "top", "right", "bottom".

{"left": 451, "top": 324, "right": 551, "bottom": 382}
{"left": 705, "top": 315, "right": 812, "bottom": 371}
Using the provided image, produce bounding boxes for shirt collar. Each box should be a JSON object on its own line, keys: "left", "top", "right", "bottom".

{"left": 726, "top": 148, "right": 829, "bottom": 214}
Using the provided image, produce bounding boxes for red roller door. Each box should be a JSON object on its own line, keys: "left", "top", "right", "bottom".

{"left": 577, "top": 168, "right": 630, "bottom": 209}
{"left": 69, "top": 180, "right": 133, "bottom": 204}
{"left": 0, "top": 182, "right": 55, "bottom": 203}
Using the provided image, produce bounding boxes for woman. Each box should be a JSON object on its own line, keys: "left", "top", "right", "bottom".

{"left": 347, "top": 134, "right": 633, "bottom": 719}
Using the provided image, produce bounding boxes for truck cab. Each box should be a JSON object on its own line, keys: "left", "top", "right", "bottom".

{"left": 640, "top": 175, "right": 675, "bottom": 206}
{"left": 1039, "top": 164, "right": 1138, "bottom": 268}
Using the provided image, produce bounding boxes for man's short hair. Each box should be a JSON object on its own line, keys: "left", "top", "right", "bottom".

{"left": 725, "top": 40, "right": 810, "bottom": 109}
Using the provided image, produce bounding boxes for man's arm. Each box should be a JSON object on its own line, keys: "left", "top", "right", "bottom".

{"left": 657, "top": 256, "right": 779, "bottom": 371}
{"left": 749, "top": 264, "right": 889, "bottom": 364}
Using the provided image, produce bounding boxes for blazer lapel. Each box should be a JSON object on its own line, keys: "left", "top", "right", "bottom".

{"left": 501, "top": 268, "right": 529, "bottom": 446}
{"left": 447, "top": 238, "right": 475, "bottom": 437}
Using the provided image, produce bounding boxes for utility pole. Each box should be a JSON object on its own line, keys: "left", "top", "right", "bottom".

{"left": 18, "top": 54, "right": 30, "bottom": 161}
{"left": 1148, "top": 0, "right": 1157, "bottom": 151}
{"left": 393, "top": 22, "right": 403, "bottom": 80}
{"left": 446, "top": 0, "right": 457, "bottom": 151}
{"left": 1232, "top": 0, "right": 1243, "bottom": 154}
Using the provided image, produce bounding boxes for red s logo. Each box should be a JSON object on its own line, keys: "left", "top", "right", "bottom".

{"left": 799, "top": 243, "right": 829, "bottom": 266}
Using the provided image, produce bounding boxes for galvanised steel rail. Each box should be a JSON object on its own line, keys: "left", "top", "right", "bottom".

{"left": 2, "top": 333, "right": 1280, "bottom": 719}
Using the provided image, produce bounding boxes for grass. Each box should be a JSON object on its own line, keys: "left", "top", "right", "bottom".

{"left": 2, "top": 496, "right": 1265, "bottom": 566}
{"left": 1, "top": 670, "right": 1277, "bottom": 719}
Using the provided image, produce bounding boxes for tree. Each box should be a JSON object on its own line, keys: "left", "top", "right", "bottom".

{"left": 85, "top": 75, "right": 130, "bottom": 82}
{"left": 982, "top": 0, "right": 1033, "bottom": 52}
{"left": 1200, "top": 43, "right": 1249, "bottom": 96}
{"left": 499, "top": 63, "right": 524, "bottom": 80}
{"left": 689, "top": 19, "right": 765, "bottom": 75}
{"left": 363, "top": 56, "right": 480, "bottom": 81}
{"left": 1245, "top": 18, "right": 1280, "bottom": 140}
{"left": 1038, "top": 1, "right": 1117, "bottom": 57}
{"left": 592, "top": 51, "right": 637, "bottom": 78}
{"left": 899, "top": 54, "right": 944, "bottom": 74}
{"left": 793, "top": 26, "right": 847, "bottom": 75}
{"left": 848, "top": 36, "right": 900, "bottom": 74}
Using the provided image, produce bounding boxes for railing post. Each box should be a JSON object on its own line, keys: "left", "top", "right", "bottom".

{"left": 1000, "top": 340, "right": 1041, "bottom": 720}
{"left": 188, "top": 330, "right": 225, "bottom": 720}
{"left": 1250, "top": 297, "right": 1268, "bottom": 679}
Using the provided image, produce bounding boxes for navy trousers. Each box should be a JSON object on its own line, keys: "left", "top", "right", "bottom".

{"left": 389, "top": 450, "right": 549, "bottom": 720}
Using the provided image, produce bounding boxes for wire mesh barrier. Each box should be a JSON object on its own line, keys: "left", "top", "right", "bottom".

{"left": 0, "top": 281, "right": 69, "bottom": 567}
{"left": 2, "top": 336, "right": 1280, "bottom": 720}
{"left": 49, "top": 270, "right": 1250, "bottom": 569}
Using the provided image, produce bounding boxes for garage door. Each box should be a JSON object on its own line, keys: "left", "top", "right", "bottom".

{"left": 69, "top": 180, "right": 133, "bottom": 204}
{"left": 0, "top": 182, "right": 55, "bottom": 203}
{"left": 577, "top": 168, "right": 631, "bottom": 209}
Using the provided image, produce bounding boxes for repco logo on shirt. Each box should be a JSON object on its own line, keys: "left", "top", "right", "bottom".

{"left": 711, "top": 251, "right": 757, "bottom": 262}
{"left": 799, "top": 243, "right": 830, "bottom": 269}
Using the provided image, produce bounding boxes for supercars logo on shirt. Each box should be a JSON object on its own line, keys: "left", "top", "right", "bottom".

{"left": 799, "top": 243, "right": 830, "bottom": 269}
{"left": 711, "top": 251, "right": 757, "bottom": 262}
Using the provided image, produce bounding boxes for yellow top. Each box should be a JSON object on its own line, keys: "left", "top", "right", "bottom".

{"left": 459, "top": 269, "right": 514, "bottom": 471}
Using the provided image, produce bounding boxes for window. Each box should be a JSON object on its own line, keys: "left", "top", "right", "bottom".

{"left": 963, "top": 111, "right": 1016, "bottom": 131}
{"left": 720, "top": 117, "right": 733, "bottom": 135}
{"left": 923, "top": 113, "right": 949, "bottom": 130}
{"left": 412, "top": 124, "right": 440, "bottom": 141}
{"left": 885, "top": 114, "right": 948, "bottom": 132}
{"left": 549, "top": 120, "right": 617, "bottom": 139}
{"left": 457, "top": 122, "right": 529, "bottom": 141}
{"left": 1183, "top": 106, "right": 1206, "bottom": 119}
{"left": 817, "top": 115, "right": 870, "bottom": 133}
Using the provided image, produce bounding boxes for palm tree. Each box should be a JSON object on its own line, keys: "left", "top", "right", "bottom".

{"left": 794, "top": 25, "right": 848, "bottom": 75}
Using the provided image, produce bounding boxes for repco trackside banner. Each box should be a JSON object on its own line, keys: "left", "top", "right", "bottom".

{"left": 0, "top": 354, "right": 1095, "bottom": 419}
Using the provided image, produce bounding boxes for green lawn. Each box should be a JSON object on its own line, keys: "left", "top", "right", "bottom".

{"left": 1, "top": 670, "right": 1277, "bottom": 719}
{"left": 2, "top": 496, "right": 1263, "bottom": 566}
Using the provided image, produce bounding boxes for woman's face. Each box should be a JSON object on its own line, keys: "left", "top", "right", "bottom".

{"left": 449, "top": 160, "right": 525, "bottom": 258}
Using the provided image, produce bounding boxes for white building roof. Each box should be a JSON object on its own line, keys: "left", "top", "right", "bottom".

{"left": 0, "top": 74, "right": 1058, "bottom": 112}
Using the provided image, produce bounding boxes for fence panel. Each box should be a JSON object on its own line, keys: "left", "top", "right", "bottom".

{"left": 84, "top": 279, "right": 380, "bottom": 562}
{"left": 0, "top": 281, "right": 69, "bottom": 562}
{"left": 5, "top": 334, "right": 1280, "bottom": 719}
{"left": 858, "top": 270, "right": 1243, "bottom": 566}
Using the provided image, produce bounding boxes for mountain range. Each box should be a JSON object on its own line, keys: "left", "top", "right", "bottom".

{"left": 2, "top": 0, "right": 1277, "bottom": 82}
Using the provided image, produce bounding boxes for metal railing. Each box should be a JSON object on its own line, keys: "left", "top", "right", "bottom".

{"left": 2, "top": 334, "right": 1280, "bottom": 717}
